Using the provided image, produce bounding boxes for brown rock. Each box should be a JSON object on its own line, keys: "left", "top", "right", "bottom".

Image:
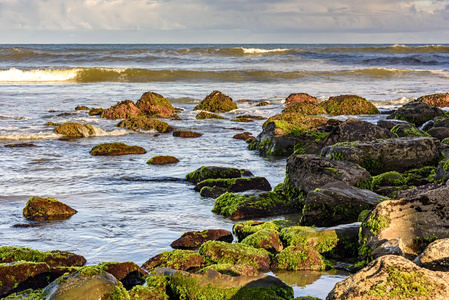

{"left": 0, "top": 262, "right": 51, "bottom": 297}
{"left": 147, "top": 155, "right": 179, "bottom": 165}
{"left": 22, "top": 196, "right": 77, "bottom": 221}
{"left": 417, "top": 92, "right": 449, "bottom": 108}
{"left": 285, "top": 93, "right": 318, "bottom": 106}
{"left": 193, "top": 91, "right": 238, "bottom": 113}
{"left": 170, "top": 229, "right": 233, "bottom": 249}
{"left": 116, "top": 116, "right": 173, "bottom": 133}
{"left": 135, "top": 91, "right": 175, "bottom": 118}
{"left": 90, "top": 142, "right": 147, "bottom": 156}
{"left": 101, "top": 100, "right": 145, "bottom": 119}
{"left": 321, "top": 95, "right": 379, "bottom": 116}
{"left": 141, "top": 250, "right": 204, "bottom": 271}
{"left": 173, "top": 130, "right": 203, "bottom": 138}
{"left": 54, "top": 122, "right": 95, "bottom": 138}
{"left": 100, "top": 261, "right": 148, "bottom": 289}
{"left": 414, "top": 238, "right": 449, "bottom": 271}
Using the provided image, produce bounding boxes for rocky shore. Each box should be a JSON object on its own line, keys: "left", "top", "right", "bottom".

{"left": 2, "top": 91, "right": 449, "bottom": 299}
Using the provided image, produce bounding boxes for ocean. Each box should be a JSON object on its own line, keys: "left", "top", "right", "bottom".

{"left": 1, "top": 44, "right": 448, "bottom": 298}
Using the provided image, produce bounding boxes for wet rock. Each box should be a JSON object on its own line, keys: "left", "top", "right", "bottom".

{"left": 272, "top": 244, "right": 326, "bottom": 271}
{"left": 54, "top": 122, "right": 95, "bottom": 138}
{"left": 435, "top": 157, "right": 449, "bottom": 182}
{"left": 391, "top": 122, "right": 430, "bottom": 137}
{"left": 396, "top": 182, "right": 445, "bottom": 199}
{"left": 101, "top": 100, "right": 145, "bottom": 119}
{"left": 0, "top": 262, "right": 50, "bottom": 297}
{"left": 414, "top": 238, "right": 449, "bottom": 271}
{"left": 193, "top": 90, "right": 238, "bottom": 113}
{"left": 301, "top": 181, "right": 383, "bottom": 227}
{"left": 282, "top": 102, "right": 326, "bottom": 115}
{"left": 88, "top": 107, "right": 104, "bottom": 116}
{"left": 75, "top": 105, "right": 89, "bottom": 110}
{"left": 116, "top": 116, "right": 173, "bottom": 133}
{"left": 284, "top": 93, "right": 318, "bottom": 106}
{"left": 170, "top": 229, "right": 233, "bottom": 249}
{"left": 256, "top": 101, "right": 270, "bottom": 106}
{"left": 387, "top": 101, "right": 445, "bottom": 126}
{"left": 46, "top": 122, "right": 60, "bottom": 126}
{"left": 195, "top": 111, "right": 226, "bottom": 119}
{"left": 416, "top": 92, "right": 449, "bottom": 108}
{"left": 199, "top": 241, "right": 271, "bottom": 270}
{"left": 435, "top": 117, "right": 449, "bottom": 128}
{"left": 135, "top": 91, "right": 176, "bottom": 118}
{"left": 194, "top": 176, "right": 272, "bottom": 197}
{"left": 90, "top": 142, "right": 146, "bottom": 156}
{"left": 233, "top": 220, "right": 280, "bottom": 242}
{"left": 141, "top": 250, "right": 204, "bottom": 271}
{"left": 185, "top": 166, "right": 252, "bottom": 184}
{"left": 147, "top": 155, "right": 179, "bottom": 165}
{"left": 198, "top": 263, "right": 259, "bottom": 276}
{"left": 172, "top": 130, "right": 203, "bottom": 138}
{"left": 4, "top": 143, "right": 35, "bottom": 147}
{"left": 128, "top": 284, "right": 168, "bottom": 300}
{"left": 233, "top": 131, "right": 254, "bottom": 141}
{"left": 241, "top": 229, "right": 283, "bottom": 254}
{"left": 320, "top": 95, "right": 379, "bottom": 116}
{"left": 427, "top": 126, "right": 449, "bottom": 140}
{"left": 286, "top": 154, "right": 371, "bottom": 194}
{"left": 99, "top": 261, "right": 148, "bottom": 290}
{"left": 321, "top": 137, "right": 442, "bottom": 175}
{"left": 327, "top": 255, "right": 449, "bottom": 299}
{"left": 376, "top": 119, "right": 408, "bottom": 131}
{"left": 22, "top": 196, "right": 77, "bottom": 221}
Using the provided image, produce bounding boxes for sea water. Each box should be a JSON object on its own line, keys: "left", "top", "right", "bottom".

{"left": 1, "top": 44, "right": 448, "bottom": 298}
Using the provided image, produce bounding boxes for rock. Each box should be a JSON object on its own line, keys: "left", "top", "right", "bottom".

{"left": 376, "top": 119, "right": 408, "bottom": 131}
{"left": 256, "top": 101, "right": 270, "bottom": 106}
{"left": 99, "top": 261, "right": 147, "bottom": 290}
{"left": 241, "top": 229, "right": 283, "bottom": 253}
{"left": 435, "top": 117, "right": 449, "bottom": 128}
{"left": 427, "top": 126, "right": 449, "bottom": 140}
{"left": 272, "top": 244, "right": 326, "bottom": 271}
{"left": 286, "top": 154, "right": 371, "bottom": 194}
{"left": 75, "top": 105, "right": 89, "bottom": 110}
{"left": 396, "top": 182, "right": 445, "bottom": 199}
{"left": 90, "top": 142, "right": 146, "bottom": 156}
{"left": 170, "top": 229, "right": 233, "bottom": 249}
{"left": 193, "top": 91, "right": 238, "bottom": 113}
{"left": 249, "top": 113, "right": 340, "bottom": 156}
{"left": 135, "top": 91, "right": 175, "bottom": 118}
{"left": 321, "top": 137, "right": 442, "bottom": 175}
{"left": 359, "top": 185, "right": 449, "bottom": 259}
{"left": 417, "top": 92, "right": 449, "bottom": 108}
{"left": 128, "top": 284, "right": 168, "bottom": 300}
{"left": 391, "top": 122, "right": 430, "bottom": 137}
{"left": 320, "top": 95, "right": 379, "bottom": 116}
{"left": 212, "top": 191, "right": 300, "bottom": 220}
{"left": 185, "top": 166, "right": 252, "bottom": 184}
{"left": 301, "top": 181, "right": 384, "bottom": 227}
{"left": 116, "top": 116, "right": 173, "bottom": 133}
{"left": 281, "top": 102, "right": 326, "bottom": 115}
{"left": 195, "top": 111, "right": 226, "bottom": 119}
{"left": 322, "top": 118, "right": 396, "bottom": 148}
{"left": 54, "top": 122, "right": 95, "bottom": 138}
{"left": 233, "top": 132, "right": 254, "bottom": 141}
{"left": 22, "top": 196, "right": 77, "bottom": 221}
{"left": 46, "top": 122, "right": 60, "bottom": 127}
{"left": 172, "top": 130, "right": 203, "bottom": 138}
{"left": 233, "top": 221, "right": 280, "bottom": 242}
{"left": 141, "top": 250, "right": 204, "bottom": 271}
{"left": 101, "top": 100, "right": 145, "bottom": 119}
{"left": 435, "top": 157, "right": 449, "bottom": 182}
{"left": 387, "top": 101, "right": 445, "bottom": 126}
{"left": 198, "top": 263, "right": 259, "bottom": 276}
{"left": 194, "top": 176, "right": 272, "bottom": 197}
{"left": 0, "top": 262, "right": 50, "bottom": 297}
{"left": 147, "top": 155, "right": 179, "bottom": 165}
{"left": 285, "top": 93, "right": 318, "bottom": 106}
{"left": 4, "top": 143, "right": 35, "bottom": 147}
{"left": 327, "top": 255, "right": 449, "bottom": 300}
{"left": 199, "top": 241, "right": 271, "bottom": 270}
{"left": 414, "top": 238, "right": 449, "bottom": 271}
{"left": 88, "top": 107, "right": 104, "bottom": 116}
{"left": 370, "top": 237, "right": 411, "bottom": 259}
{"left": 43, "top": 267, "right": 127, "bottom": 300}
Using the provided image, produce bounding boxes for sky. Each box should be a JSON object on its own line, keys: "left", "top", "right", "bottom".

{"left": 1, "top": 0, "right": 449, "bottom": 44}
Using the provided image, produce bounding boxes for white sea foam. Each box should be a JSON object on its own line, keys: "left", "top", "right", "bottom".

{"left": 92, "top": 127, "right": 129, "bottom": 137}
{"left": 0, "top": 68, "right": 79, "bottom": 82}
{"left": 240, "top": 47, "right": 290, "bottom": 54}
{"left": 0, "top": 132, "right": 61, "bottom": 140}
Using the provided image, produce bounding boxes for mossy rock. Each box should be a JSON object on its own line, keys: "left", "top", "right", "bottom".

{"left": 272, "top": 244, "right": 326, "bottom": 271}
{"left": 75, "top": 105, "right": 89, "bottom": 111}
{"left": 198, "top": 241, "right": 271, "bottom": 270}
{"left": 372, "top": 171, "right": 406, "bottom": 190}
{"left": 386, "top": 101, "right": 445, "bottom": 126}
{"left": 88, "top": 107, "right": 104, "bottom": 116}
{"left": 116, "top": 116, "right": 173, "bottom": 133}
{"left": 170, "top": 229, "right": 233, "bottom": 250}
{"left": 197, "top": 263, "right": 259, "bottom": 276}
{"left": 135, "top": 91, "right": 175, "bottom": 118}
{"left": 141, "top": 250, "right": 204, "bottom": 271}
{"left": 54, "top": 122, "right": 95, "bottom": 138}
{"left": 185, "top": 166, "right": 250, "bottom": 184}
{"left": 256, "top": 101, "right": 270, "bottom": 106}
{"left": 22, "top": 196, "right": 77, "bottom": 221}
{"left": 416, "top": 92, "right": 449, "bottom": 108}
{"left": 241, "top": 229, "right": 283, "bottom": 253}
{"left": 282, "top": 103, "right": 326, "bottom": 115}
{"left": 391, "top": 123, "right": 430, "bottom": 138}
{"left": 320, "top": 95, "right": 379, "bottom": 116}
{"left": 233, "top": 221, "right": 280, "bottom": 242}
{"left": 90, "top": 142, "right": 146, "bottom": 156}
{"left": 195, "top": 111, "right": 226, "bottom": 119}
{"left": 172, "top": 130, "right": 203, "bottom": 138}
{"left": 147, "top": 155, "right": 179, "bottom": 165}
{"left": 284, "top": 93, "right": 318, "bottom": 106}
{"left": 194, "top": 177, "right": 271, "bottom": 196}
{"left": 129, "top": 284, "right": 169, "bottom": 300}
{"left": 279, "top": 226, "right": 317, "bottom": 247}
{"left": 194, "top": 91, "right": 238, "bottom": 113}
{"left": 0, "top": 262, "right": 51, "bottom": 298}
{"left": 233, "top": 132, "right": 254, "bottom": 141}
{"left": 101, "top": 100, "right": 145, "bottom": 120}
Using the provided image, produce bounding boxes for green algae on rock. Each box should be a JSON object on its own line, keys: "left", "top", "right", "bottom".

{"left": 54, "top": 122, "right": 95, "bottom": 138}
{"left": 320, "top": 95, "right": 380, "bottom": 116}
{"left": 185, "top": 166, "right": 251, "bottom": 184}
{"left": 100, "top": 99, "right": 145, "bottom": 120}
{"left": 116, "top": 116, "right": 173, "bottom": 133}
{"left": 233, "top": 221, "right": 281, "bottom": 242}
{"left": 198, "top": 263, "right": 259, "bottom": 276}
{"left": 195, "top": 111, "right": 226, "bottom": 119}
{"left": 135, "top": 91, "right": 176, "bottom": 118}
{"left": 22, "top": 196, "right": 77, "bottom": 221}
{"left": 416, "top": 92, "right": 449, "bottom": 108}
{"left": 282, "top": 103, "right": 326, "bottom": 115}
{"left": 194, "top": 91, "right": 238, "bottom": 113}
{"left": 90, "top": 142, "right": 147, "bottom": 156}
{"left": 170, "top": 229, "right": 233, "bottom": 250}
{"left": 141, "top": 249, "right": 204, "bottom": 271}
{"left": 272, "top": 244, "right": 326, "bottom": 271}
{"left": 241, "top": 229, "right": 283, "bottom": 254}
{"left": 147, "top": 155, "right": 179, "bottom": 165}
{"left": 172, "top": 130, "right": 203, "bottom": 138}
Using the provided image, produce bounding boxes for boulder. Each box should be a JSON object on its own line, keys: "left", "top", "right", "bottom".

{"left": 172, "top": 130, "right": 203, "bottom": 138}
{"left": 0, "top": 262, "right": 50, "bottom": 297}
{"left": 435, "top": 117, "right": 449, "bottom": 128}
{"left": 284, "top": 93, "right": 318, "bottom": 106}
{"left": 282, "top": 103, "right": 326, "bottom": 115}
{"left": 416, "top": 92, "right": 449, "bottom": 108}
{"left": 89, "top": 142, "right": 146, "bottom": 156}
{"left": 195, "top": 111, "right": 226, "bottom": 119}
{"left": 98, "top": 261, "right": 147, "bottom": 290}
{"left": 22, "top": 196, "right": 77, "bottom": 221}
{"left": 435, "top": 157, "right": 449, "bottom": 182}
{"left": 414, "top": 238, "right": 449, "bottom": 271}
{"left": 198, "top": 263, "right": 259, "bottom": 276}
{"left": 88, "top": 107, "right": 104, "bottom": 116}
{"left": 359, "top": 185, "right": 449, "bottom": 259}
{"left": 75, "top": 105, "right": 89, "bottom": 110}
{"left": 198, "top": 241, "right": 271, "bottom": 270}
{"left": 286, "top": 154, "right": 371, "bottom": 194}
{"left": 128, "top": 284, "right": 168, "bottom": 300}
{"left": 327, "top": 255, "right": 449, "bottom": 300}
{"left": 185, "top": 166, "right": 252, "bottom": 184}
{"left": 320, "top": 95, "right": 379, "bottom": 116}
{"left": 376, "top": 119, "right": 408, "bottom": 131}
{"left": 147, "top": 155, "right": 179, "bottom": 165}
{"left": 135, "top": 91, "right": 176, "bottom": 118}
{"left": 116, "top": 116, "right": 173, "bottom": 133}
{"left": 193, "top": 91, "right": 237, "bottom": 113}
{"left": 427, "top": 127, "right": 449, "bottom": 140}
{"left": 54, "top": 122, "right": 95, "bottom": 138}
{"left": 141, "top": 250, "right": 204, "bottom": 272}
{"left": 233, "top": 221, "right": 280, "bottom": 242}
{"left": 101, "top": 100, "right": 145, "bottom": 119}
{"left": 301, "top": 181, "right": 384, "bottom": 227}
{"left": 390, "top": 123, "right": 430, "bottom": 137}
{"left": 170, "top": 229, "right": 233, "bottom": 249}
{"left": 272, "top": 244, "right": 326, "bottom": 271}
{"left": 194, "top": 176, "right": 272, "bottom": 197}
{"left": 386, "top": 101, "right": 445, "bottom": 126}
{"left": 321, "top": 137, "right": 442, "bottom": 175}
{"left": 241, "top": 229, "right": 283, "bottom": 254}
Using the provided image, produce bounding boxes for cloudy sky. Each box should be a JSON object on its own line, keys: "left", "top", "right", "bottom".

{"left": 1, "top": 0, "right": 449, "bottom": 43}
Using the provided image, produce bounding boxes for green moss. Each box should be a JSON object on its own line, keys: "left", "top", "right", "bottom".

{"left": 330, "top": 152, "right": 345, "bottom": 161}
{"left": 195, "top": 111, "right": 226, "bottom": 119}
{"left": 129, "top": 284, "right": 169, "bottom": 300}
{"left": 185, "top": 166, "right": 242, "bottom": 183}
{"left": 412, "top": 236, "right": 439, "bottom": 255}
{"left": 355, "top": 177, "right": 373, "bottom": 191}
{"left": 233, "top": 221, "right": 280, "bottom": 242}
{"left": 321, "top": 95, "right": 379, "bottom": 116}
{"left": 357, "top": 209, "right": 371, "bottom": 222}
{"left": 391, "top": 124, "right": 430, "bottom": 137}
{"left": 362, "top": 214, "right": 390, "bottom": 236}
{"left": 368, "top": 267, "right": 435, "bottom": 298}
{"left": 240, "top": 229, "right": 280, "bottom": 251}
{"left": 372, "top": 171, "right": 405, "bottom": 189}
{"left": 142, "top": 249, "right": 203, "bottom": 271}
{"left": 106, "top": 281, "right": 130, "bottom": 300}
{"left": 279, "top": 226, "right": 317, "bottom": 247}
{"left": 281, "top": 103, "right": 326, "bottom": 115}
{"left": 274, "top": 245, "right": 326, "bottom": 271}
{"left": 0, "top": 246, "right": 73, "bottom": 264}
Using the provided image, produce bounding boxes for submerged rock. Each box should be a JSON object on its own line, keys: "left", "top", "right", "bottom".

{"left": 54, "top": 122, "right": 95, "bottom": 138}
{"left": 135, "top": 91, "right": 176, "bottom": 118}
{"left": 193, "top": 90, "right": 238, "bottom": 113}
{"left": 171, "top": 229, "right": 233, "bottom": 249}
{"left": 147, "top": 155, "right": 179, "bottom": 165}
{"left": 22, "top": 196, "right": 77, "bottom": 221}
{"left": 195, "top": 111, "right": 226, "bottom": 119}
{"left": 320, "top": 95, "right": 379, "bottom": 116}
{"left": 90, "top": 142, "right": 146, "bottom": 156}
{"left": 101, "top": 100, "right": 145, "bottom": 119}
{"left": 172, "top": 130, "right": 203, "bottom": 138}
{"left": 116, "top": 116, "right": 173, "bottom": 133}
{"left": 185, "top": 166, "right": 252, "bottom": 184}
